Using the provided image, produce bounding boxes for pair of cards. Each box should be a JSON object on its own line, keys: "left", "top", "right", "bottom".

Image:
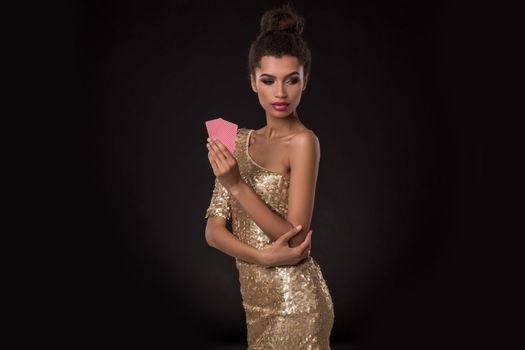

{"left": 205, "top": 117, "right": 238, "bottom": 155}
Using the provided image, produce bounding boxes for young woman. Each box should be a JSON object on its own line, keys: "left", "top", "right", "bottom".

{"left": 204, "top": 4, "right": 334, "bottom": 349}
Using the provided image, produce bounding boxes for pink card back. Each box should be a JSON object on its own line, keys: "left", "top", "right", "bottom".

{"left": 205, "top": 117, "right": 238, "bottom": 155}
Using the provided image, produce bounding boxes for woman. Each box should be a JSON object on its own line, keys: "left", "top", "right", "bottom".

{"left": 204, "top": 4, "right": 334, "bottom": 349}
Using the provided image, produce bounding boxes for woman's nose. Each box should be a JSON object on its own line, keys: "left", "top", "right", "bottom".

{"left": 274, "top": 82, "right": 287, "bottom": 98}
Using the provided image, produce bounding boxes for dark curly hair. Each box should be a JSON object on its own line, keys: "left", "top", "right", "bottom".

{"left": 248, "top": 3, "right": 312, "bottom": 82}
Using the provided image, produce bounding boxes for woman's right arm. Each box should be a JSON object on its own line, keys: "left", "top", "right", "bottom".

{"left": 206, "top": 217, "right": 312, "bottom": 267}
{"left": 205, "top": 217, "right": 263, "bottom": 265}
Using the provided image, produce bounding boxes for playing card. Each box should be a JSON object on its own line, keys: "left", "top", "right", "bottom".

{"left": 205, "top": 117, "right": 238, "bottom": 155}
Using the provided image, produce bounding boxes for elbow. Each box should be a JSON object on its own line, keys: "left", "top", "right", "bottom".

{"left": 205, "top": 228, "right": 215, "bottom": 247}
{"left": 205, "top": 217, "right": 228, "bottom": 248}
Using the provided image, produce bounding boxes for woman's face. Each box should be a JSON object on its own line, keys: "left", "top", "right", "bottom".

{"left": 250, "top": 55, "right": 308, "bottom": 119}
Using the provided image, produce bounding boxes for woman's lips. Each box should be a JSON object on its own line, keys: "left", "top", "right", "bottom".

{"left": 272, "top": 103, "right": 289, "bottom": 111}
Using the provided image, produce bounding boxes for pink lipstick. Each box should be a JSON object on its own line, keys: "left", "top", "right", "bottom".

{"left": 271, "top": 102, "right": 289, "bottom": 111}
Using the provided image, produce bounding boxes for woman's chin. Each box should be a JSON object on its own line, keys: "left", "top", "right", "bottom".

{"left": 265, "top": 108, "right": 296, "bottom": 119}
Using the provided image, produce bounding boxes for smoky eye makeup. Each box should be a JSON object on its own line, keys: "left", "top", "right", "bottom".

{"left": 260, "top": 77, "right": 300, "bottom": 85}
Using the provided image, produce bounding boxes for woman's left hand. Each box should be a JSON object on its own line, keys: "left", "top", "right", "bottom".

{"left": 207, "top": 137, "right": 242, "bottom": 191}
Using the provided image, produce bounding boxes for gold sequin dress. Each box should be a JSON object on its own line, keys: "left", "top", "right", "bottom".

{"left": 205, "top": 128, "right": 335, "bottom": 349}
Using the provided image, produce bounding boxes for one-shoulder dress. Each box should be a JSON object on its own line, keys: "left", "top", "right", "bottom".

{"left": 205, "top": 127, "right": 335, "bottom": 349}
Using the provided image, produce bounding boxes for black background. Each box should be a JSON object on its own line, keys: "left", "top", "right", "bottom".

{"left": 38, "top": 0, "right": 487, "bottom": 348}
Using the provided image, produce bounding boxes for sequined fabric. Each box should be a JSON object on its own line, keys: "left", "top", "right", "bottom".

{"left": 205, "top": 128, "right": 335, "bottom": 349}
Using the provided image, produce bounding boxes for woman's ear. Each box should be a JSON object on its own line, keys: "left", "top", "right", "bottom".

{"left": 302, "top": 75, "right": 308, "bottom": 91}
{"left": 250, "top": 74, "right": 257, "bottom": 93}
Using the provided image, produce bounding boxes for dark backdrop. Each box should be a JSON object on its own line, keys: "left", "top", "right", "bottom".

{"left": 49, "top": 0, "right": 484, "bottom": 348}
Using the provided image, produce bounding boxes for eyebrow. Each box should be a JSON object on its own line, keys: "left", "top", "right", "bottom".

{"left": 259, "top": 71, "right": 300, "bottom": 78}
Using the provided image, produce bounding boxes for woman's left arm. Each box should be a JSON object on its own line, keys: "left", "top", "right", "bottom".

{"left": 281, "top": 131, "right": 320, "bottom": 247}
{"left": 207, "top": 131, "right": 319, "bottom": 246}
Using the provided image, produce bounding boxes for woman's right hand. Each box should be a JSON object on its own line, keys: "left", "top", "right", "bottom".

{"left": 258, "top": 225, "right": 312, "bottom": 267}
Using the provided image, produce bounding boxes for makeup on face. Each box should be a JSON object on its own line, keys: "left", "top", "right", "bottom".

{"left": 253, "top": 56, "right": 305, "bottom": 116}
{"left": 271, "top": 102, "right": 289, "bottom": 111}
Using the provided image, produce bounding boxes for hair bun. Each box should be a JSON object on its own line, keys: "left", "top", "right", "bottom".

{"left": 259, "top": 3, "right": 304, "bottom": 35}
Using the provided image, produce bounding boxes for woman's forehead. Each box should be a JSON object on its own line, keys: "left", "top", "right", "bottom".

{"left": 257, "top": 55, "right": 303, "bottom": 76}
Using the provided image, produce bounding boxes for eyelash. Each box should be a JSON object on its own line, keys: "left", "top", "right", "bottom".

{"left": 261, "top": 78, "right": 300, "bottom": 85}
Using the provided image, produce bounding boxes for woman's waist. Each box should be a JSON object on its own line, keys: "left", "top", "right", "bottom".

{"left": 235, "top": 256, "right": 328, "bottom": 304}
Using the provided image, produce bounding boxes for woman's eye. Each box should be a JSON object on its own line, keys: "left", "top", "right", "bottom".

{"left": 261, "top": 78, "right": 299, "bottom": 85}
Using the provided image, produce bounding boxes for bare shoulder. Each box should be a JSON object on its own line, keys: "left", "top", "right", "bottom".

{"left": 289, "top": 129, "right": 321, "bottom": 165}
{"left": 290, "top": 128, "right": 319, "bottom": 148}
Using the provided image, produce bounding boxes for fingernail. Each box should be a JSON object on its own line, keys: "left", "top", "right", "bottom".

{"left": 296, "top": 225, "right": 302, "bottom": 229}
{"left": 207, "top": 137, "right": 210, "bottom": 141}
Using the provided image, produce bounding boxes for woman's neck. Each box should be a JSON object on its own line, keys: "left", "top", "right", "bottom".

{"left": 262, "top": 111, "right": 305, "bottom": 140}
